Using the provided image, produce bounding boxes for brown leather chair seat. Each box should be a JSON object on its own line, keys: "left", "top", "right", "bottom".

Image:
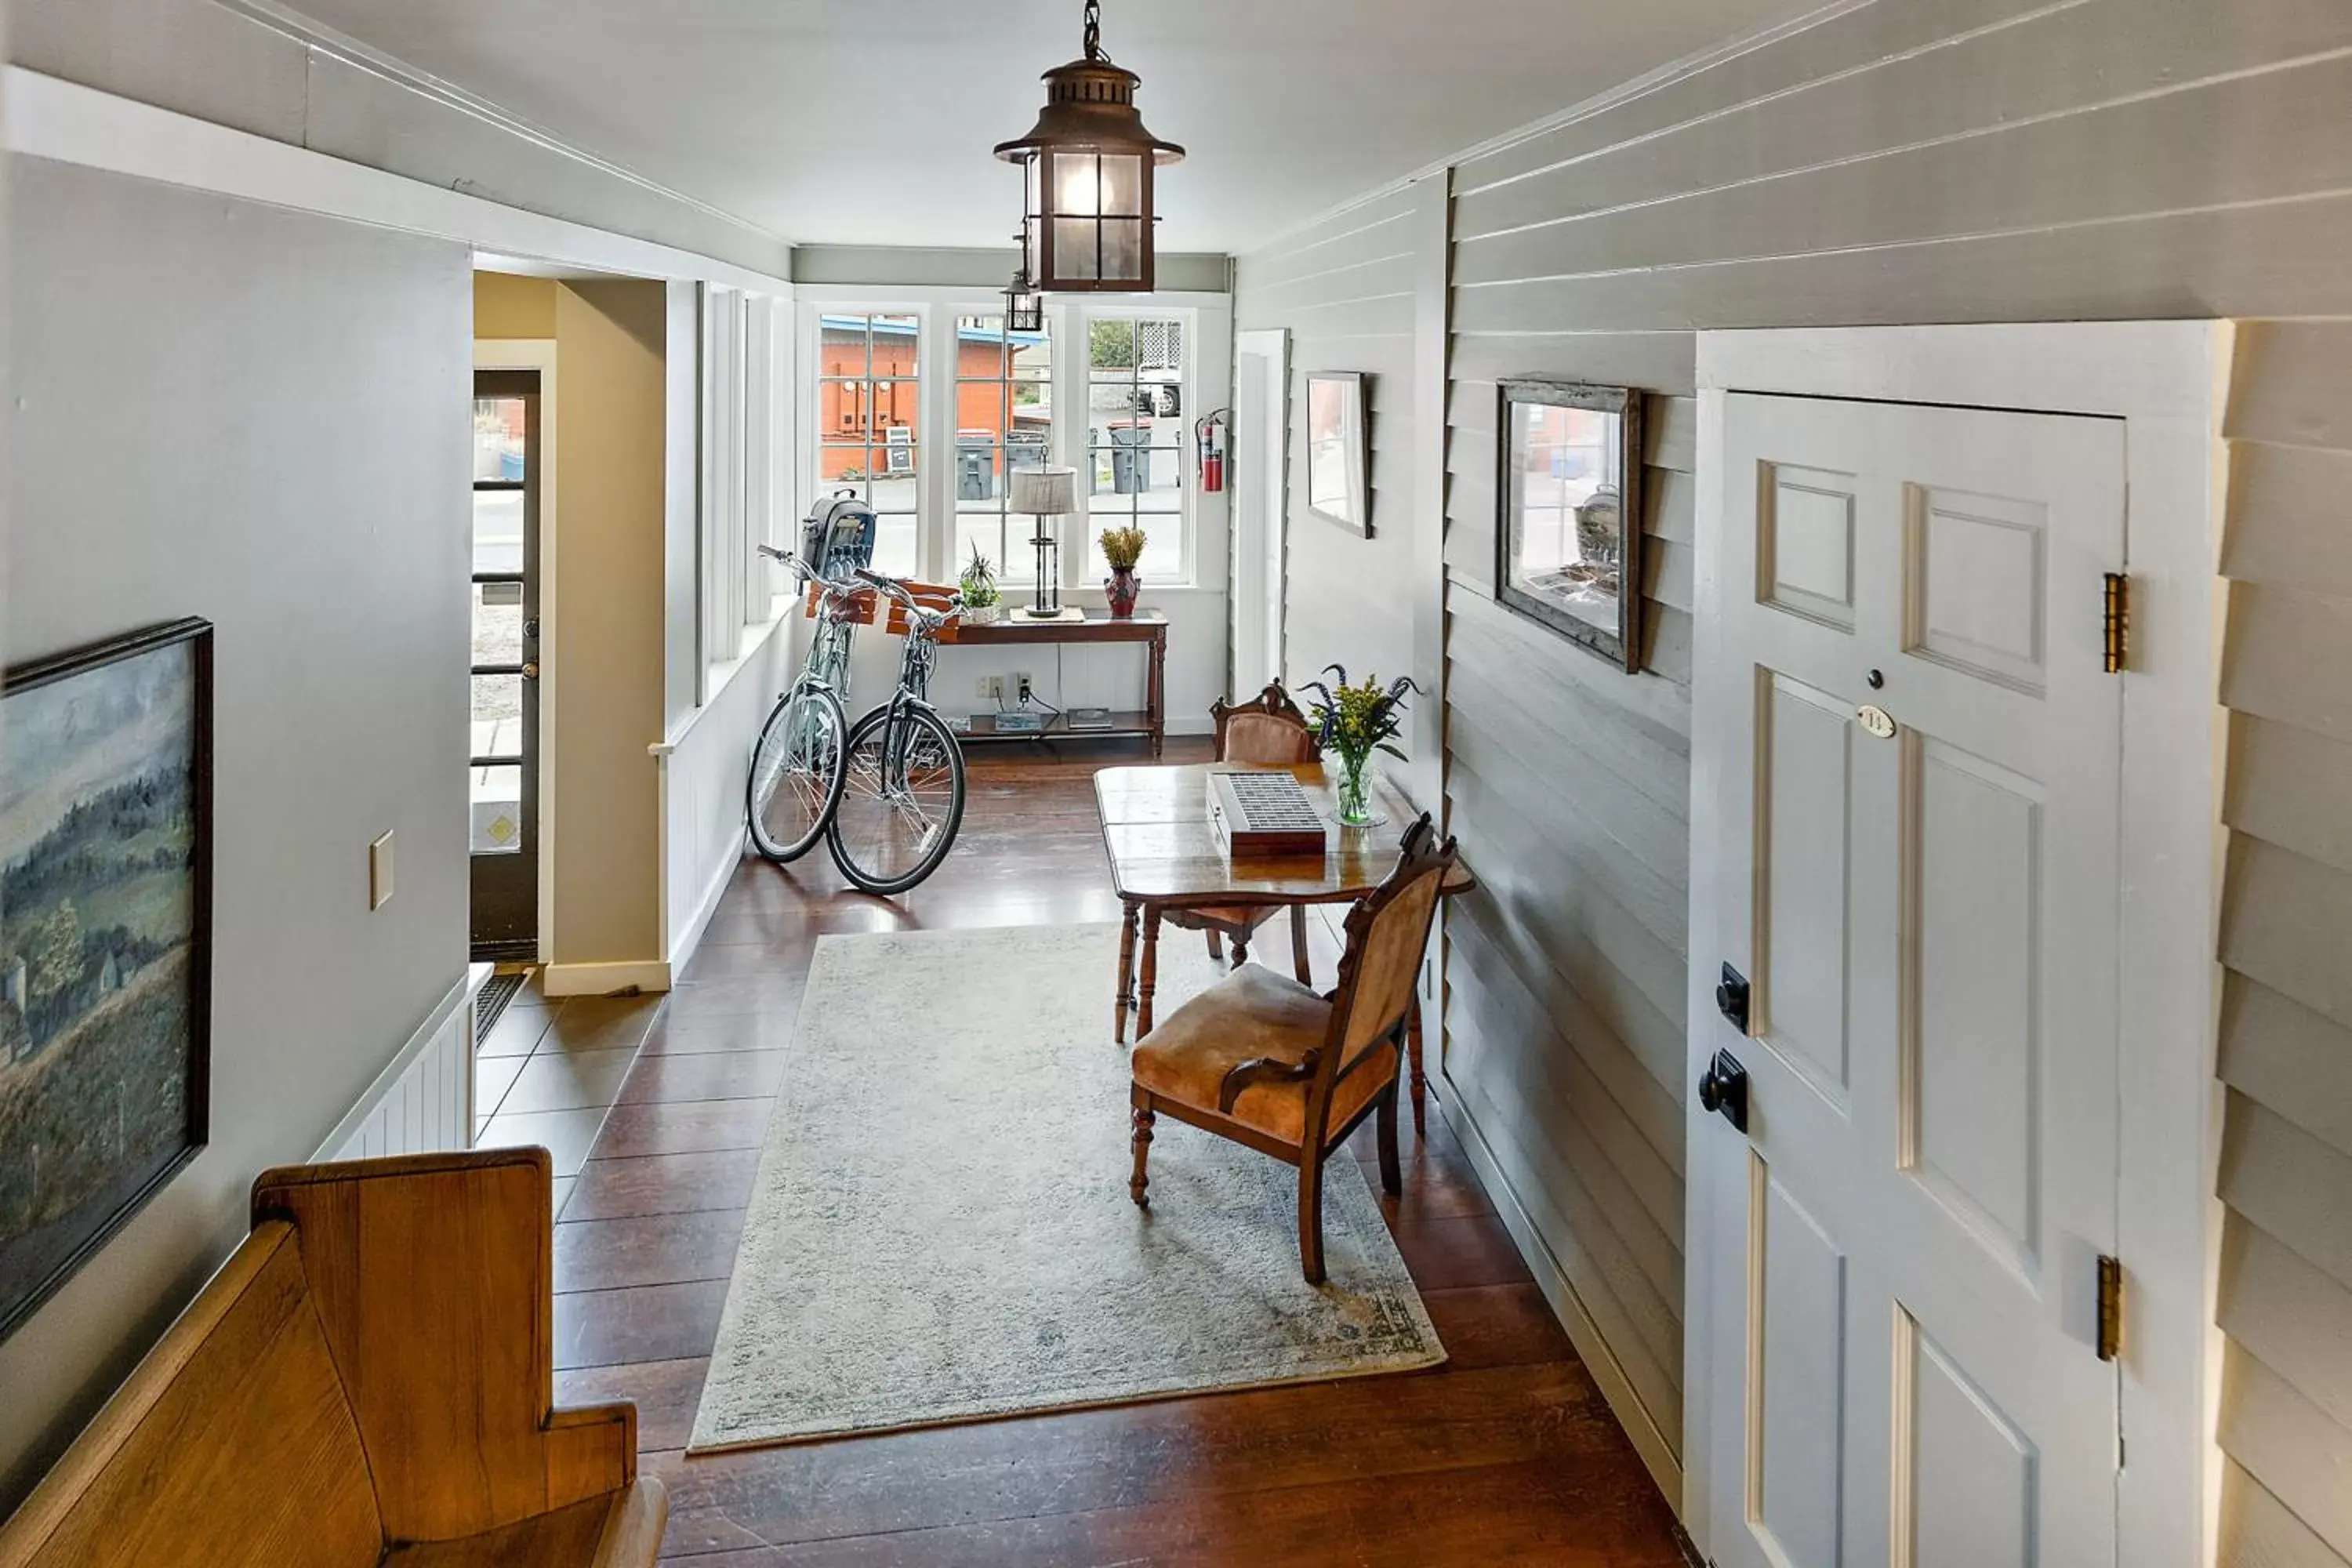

{"left": 1131, "top": 965, "right": 1393, "bottom": 1144}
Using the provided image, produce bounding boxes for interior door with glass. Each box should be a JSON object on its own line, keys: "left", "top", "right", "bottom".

{"left": 470, "top": 370, "right": 540, "bottom": 960}
{"left": 1697, "top": 392, "right": 2127, "bottom": 1568}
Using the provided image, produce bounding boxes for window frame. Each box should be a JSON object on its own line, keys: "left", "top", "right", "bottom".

{"left": 795, "top": 288, "right": 1230, "bottom": 597}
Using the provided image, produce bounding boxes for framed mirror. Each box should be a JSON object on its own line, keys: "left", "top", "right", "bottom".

{"left": 1496, "top": 380, "right": 1644, "bottom": 670}
{"left": 1304, "top": 372, "right": 1370, "bottom": 536}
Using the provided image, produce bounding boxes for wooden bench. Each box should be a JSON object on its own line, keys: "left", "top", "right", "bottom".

{"left": 0, "top": 1149, "right": 665, "bottom": 1568}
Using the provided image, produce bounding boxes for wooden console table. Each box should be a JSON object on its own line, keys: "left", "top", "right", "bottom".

{"left": 946, "top": 611, "right": 1168, "bottom": 756}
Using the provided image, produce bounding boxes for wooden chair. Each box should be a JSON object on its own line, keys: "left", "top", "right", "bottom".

{"left": 0, "top": 1149, "right": 664, "bottom": 1568}
{"left": 1171, "top": 682, "right": 1323, "bottom": 978}
{"left": 1127, "top": 814, "right": 1457, "bottom": 1283}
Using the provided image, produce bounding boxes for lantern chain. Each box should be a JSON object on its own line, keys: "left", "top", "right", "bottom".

{"left": 1082, "top": 0, "right": 1109, "bottom": 62}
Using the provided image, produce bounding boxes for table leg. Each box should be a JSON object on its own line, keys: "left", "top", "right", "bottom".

{"left": 1138, "top": 905, "right": 1164, "bottom": 1038}
{"left": 1406, "top": 994, "right": 1429, "bottom": 1140}
{"left": 1113, "top": 899, "right": 1139, "bottom": 1044}
{"left": 1148, "top": 627, "right": 1167, "bottom": 758}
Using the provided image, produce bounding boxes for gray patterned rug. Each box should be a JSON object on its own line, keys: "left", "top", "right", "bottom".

{"left": 688, "top": 921, "right": 1444, "bottom": 1454}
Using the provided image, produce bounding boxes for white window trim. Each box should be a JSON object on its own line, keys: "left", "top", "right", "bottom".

{"left": 794, "top": 285, "right": 1231, "bottom": 597}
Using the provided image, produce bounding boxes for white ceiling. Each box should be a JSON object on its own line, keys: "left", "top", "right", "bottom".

{"left": 274, "top": 0, "right": 1813, "bottom": 254}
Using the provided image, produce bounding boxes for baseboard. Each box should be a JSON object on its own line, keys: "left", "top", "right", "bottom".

{"left": 1435, "top": 1076, "right": 1686, "bottom": 1509}
{"left": 313, "top": 971, "right": 477, "bottom": 1160}
{"left": 669, "top": 827, "right": 745, "bottom": 978}
{"left": 542, "top": 959, "right": 673, "bottom": 998}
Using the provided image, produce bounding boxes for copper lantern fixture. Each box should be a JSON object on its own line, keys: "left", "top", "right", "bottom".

{"left": 994, "top": 0, "right": 1183, "bottom": 293}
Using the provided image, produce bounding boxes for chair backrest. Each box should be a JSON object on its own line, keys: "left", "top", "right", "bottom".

{"left": 1212, "top": 682, "right": 1320, "bottom": 766}
{"left": 1324, "top": 815, "right": 1456, "bottom": 1072}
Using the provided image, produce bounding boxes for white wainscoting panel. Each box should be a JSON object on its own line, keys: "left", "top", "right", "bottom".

{"left": 317, "top": 968, "right": 483, "bottom": 1160}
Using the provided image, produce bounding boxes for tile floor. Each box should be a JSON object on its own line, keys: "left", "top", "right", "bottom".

{"left": 476, "top": 979, "right": 666, "bottom": 1220}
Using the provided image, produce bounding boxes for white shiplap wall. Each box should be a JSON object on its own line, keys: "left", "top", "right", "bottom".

{"left": 1237, "top": 0, "right": 2352, "bottom": 1547}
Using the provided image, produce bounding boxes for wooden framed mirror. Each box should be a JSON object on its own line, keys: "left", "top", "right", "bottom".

{"left": 1496, "top": 380, "right": 1643, "bottom": 671}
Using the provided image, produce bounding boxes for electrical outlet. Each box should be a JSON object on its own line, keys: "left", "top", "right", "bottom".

{"left": 1015, "top": 672, "right": 1035, "bottom": 705}
{"left": 369, "top": 829, "right": 396, "bottom": 910}
{"left": 977, "top": 674, "right": 1004, "bottom": 700}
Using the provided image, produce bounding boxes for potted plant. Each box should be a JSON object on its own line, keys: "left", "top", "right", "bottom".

{"left": 959, "top": 543, "right": 1001, "bottom": 625}
{"left": 1300, "top": 666, "right": 1421, "bottom": 828}
{"left": 1099, "top": 525, "right": 1147, "bottom": 619}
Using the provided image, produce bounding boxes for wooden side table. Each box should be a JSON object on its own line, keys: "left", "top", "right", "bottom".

{"left": 946, "top": 611, "right": 1168, "bottom": 755}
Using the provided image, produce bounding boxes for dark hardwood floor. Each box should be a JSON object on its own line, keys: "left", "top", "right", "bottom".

{"left": 545, "top": 736, "right": 1686, "bottom": 1566}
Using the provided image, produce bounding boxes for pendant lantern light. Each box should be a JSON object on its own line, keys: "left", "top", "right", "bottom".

{"left": 994, "top": 0, "right": 1183, "bottom": 293}
{"left": 1003, "top": 236, "right": 1046, "bottom": 335}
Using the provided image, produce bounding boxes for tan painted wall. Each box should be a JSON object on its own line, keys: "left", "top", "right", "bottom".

{"left": 474, "top": 271, "right": 557, "bottom": 339}
{"left": 546, "top": 280, "right": 669, "bottom": 969}
{"left": 1239, "top": 2, "right": 2352, "bottom": 1553}
{"left": 466, "top": 272, "right": 670, "bottom": 973}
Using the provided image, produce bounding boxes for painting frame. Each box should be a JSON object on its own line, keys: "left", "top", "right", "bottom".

{"left": 0, "top": 616, "right": 213, "bottom": 1346}
{"left": 1495, "top": 379, "right": 1646, "bottom": 673}
{"left": 1303, "top": 372, "right": 1371, "bottom": 538}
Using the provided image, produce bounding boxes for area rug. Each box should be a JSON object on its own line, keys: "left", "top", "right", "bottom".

{"left": 688, "top": 922, "right": 1443, "bottom": 1454}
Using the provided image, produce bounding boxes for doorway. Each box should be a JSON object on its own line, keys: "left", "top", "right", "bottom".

{"left": 1232, "top": 328, "right": 1287, "bottom": 695}
{"left": 1686, "top": 324, "right": 2227, "bottom": 1568}
{"left": 470, "top": 368, "right": 542, "bottom": 960}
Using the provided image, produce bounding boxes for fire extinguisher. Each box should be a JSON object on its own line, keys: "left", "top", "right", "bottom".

{"left": 1195, "top": 408, "right": 1230, "bottom": 494}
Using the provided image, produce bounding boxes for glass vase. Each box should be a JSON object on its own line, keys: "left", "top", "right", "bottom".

{"left": 1334, "top": 753, "right": 1374, "bottom": 827}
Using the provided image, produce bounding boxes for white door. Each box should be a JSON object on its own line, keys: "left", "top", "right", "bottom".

{"left": 1232, "top": 332, "right": 1287, "bottom": 695}
{"left": 1697, "top": 394, "right": 2125, "bottom": 1568}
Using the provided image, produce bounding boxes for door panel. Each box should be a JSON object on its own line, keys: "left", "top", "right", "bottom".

{"left": 1761, "top": 673, "right": 1858, "bottom": 1105}
{"left": 1704, "top": 394, "right": 2125, "bottom": 1568}
{"left": 470, "top": 369, "right": 540, "bottom": 958}
{"left": 1755, "top": 1159, "right": 1849, "bottom": 1568}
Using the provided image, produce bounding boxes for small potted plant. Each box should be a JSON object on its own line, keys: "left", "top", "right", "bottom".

{"left": 1300, "top": 665, "right": 1420, "bottom": 828}
{"left": 959, "top": 543, "right": 1001, "bottom": 625}
{"left": 1099, "top": 525, "right": 1147, "bottom": 619}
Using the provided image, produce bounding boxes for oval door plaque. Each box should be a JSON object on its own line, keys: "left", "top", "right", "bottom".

{"left": 1856, "top": 704, "right": 1898, "bottom": 739}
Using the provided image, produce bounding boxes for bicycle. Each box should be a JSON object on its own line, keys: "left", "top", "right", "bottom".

{"left": 826, "top": 569, "right": 969, "bottom": 895}
{"left": 744, "top": 543, "right": 868, "bottom": 864}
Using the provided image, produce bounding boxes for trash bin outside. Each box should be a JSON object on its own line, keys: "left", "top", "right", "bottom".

{"left": 1006, "top": 430, "right": 1047, "bottom": 478}
{"left": 1109, "top": 425, "right": 1149, "bottom": 495}
{"left": 956, "top": 431, "right": 994, "bottom": 502}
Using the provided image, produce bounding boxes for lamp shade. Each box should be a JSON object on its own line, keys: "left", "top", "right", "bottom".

{"left": 1010, "top": 466, "right": 1079, "bottom": 517}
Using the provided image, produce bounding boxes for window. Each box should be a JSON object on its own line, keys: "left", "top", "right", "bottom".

{"left": 797, "top": 299, "right": 1209, "bottom": 591}
{"left": 953, "top": 313, "right": 1054, "bottom": 586}
{"left": 1083, "top": 315, "right": 1185, "bottom": 580}
{"left": 815, "top": 313, "right": 921, "bottom": 575}
{"left": 701, "top": 288, "right": 790, "bottom": 687}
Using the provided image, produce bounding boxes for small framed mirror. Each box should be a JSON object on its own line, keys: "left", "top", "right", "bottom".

{"left": 1304, "top": 372, "right": 1370, "bottom": 536}
{"left": 1497, "top": 380, "right": 1643, "bottom": 670}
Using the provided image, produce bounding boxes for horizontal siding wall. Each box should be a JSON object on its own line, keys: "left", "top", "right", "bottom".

{"left": 1234, "top": 185, "right": 1423, "bottom": 694}
{"left": 1238, "top": 0, "right": 2352, "bottom": 1536}
{"left": 2218, "top": 321, "right": 2352, "bottom": 1567}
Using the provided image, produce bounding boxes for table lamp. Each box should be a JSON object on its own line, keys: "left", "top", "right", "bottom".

{"left": 1009, "top": 466, "right": 1077, "bottom": 619}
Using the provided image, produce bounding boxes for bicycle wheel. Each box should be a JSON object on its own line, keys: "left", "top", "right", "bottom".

{"left": 746, "top": 685, "right": 848, "bottom": 863}
{"left": 827, "top": 703, "right": 966, "bottom": 895}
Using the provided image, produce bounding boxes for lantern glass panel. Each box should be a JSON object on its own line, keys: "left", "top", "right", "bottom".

{"left": 1053, "top": 151, "right": 1102, "bottom": 217}
{"left": 1054, "top": 217, "right": 1100, "bottom": 281}
{"left": 1101, "top": 154, "right": 1142, "bottom": 218}
{"left": 1102, "top": 220, "right": 1142, "bottom": 282}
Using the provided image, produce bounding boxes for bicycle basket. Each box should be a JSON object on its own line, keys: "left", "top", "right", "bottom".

{"left": 800, "top": 492, "right": 878, "bottom": 577}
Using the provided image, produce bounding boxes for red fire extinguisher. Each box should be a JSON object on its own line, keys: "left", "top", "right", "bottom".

{"left": 1195, "top": 408, "right": 1230, "bottom": 494}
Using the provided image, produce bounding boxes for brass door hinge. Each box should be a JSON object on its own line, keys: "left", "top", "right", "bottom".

{"left": 2103, "top": 573, "right": 2129, "bottom": 674}
{"left": 2096, "top": 1254, "right": 2124, "bottom": 1362}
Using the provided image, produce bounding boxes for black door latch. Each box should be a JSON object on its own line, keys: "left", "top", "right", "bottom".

{"left": 1698, "top": 1048, "right": 1749, "bottom": 1134}
{"left": 1716, "top": 963, "right": 1751, "bottom": 1034}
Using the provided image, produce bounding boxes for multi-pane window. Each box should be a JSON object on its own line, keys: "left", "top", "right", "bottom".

{"left": 816, "top": 313, "right": 921, "bottom": 575}
{"left": 1084, "top": 316, "right": 1185, "bottom": 581}
{"left": 953, "top": 314, "right": 1054, "bottom": 586}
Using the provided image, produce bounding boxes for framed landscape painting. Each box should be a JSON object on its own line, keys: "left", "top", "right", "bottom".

{"left": 0, "top": 618, "right": 212, "bottom": 1344}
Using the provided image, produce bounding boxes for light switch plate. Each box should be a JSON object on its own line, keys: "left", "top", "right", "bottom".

{"left": 369, "top": 829, "right": 395, "bottom": 910}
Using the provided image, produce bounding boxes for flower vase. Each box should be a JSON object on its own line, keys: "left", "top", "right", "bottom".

{"left": 1105, "top": 568, "right": 1140, "bottom": 619}
{"left": 1333, "top": 753, "right": 1374, "bottom": 828}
